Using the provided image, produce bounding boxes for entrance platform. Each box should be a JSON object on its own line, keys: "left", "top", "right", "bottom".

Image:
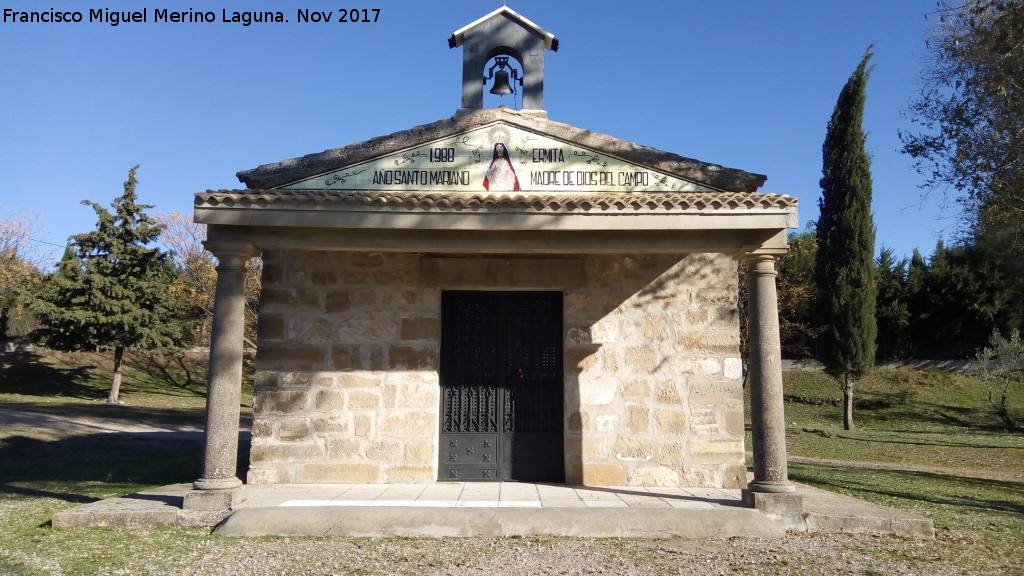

{"left": 52, "top": 482, "right": 934, "bottom": 539}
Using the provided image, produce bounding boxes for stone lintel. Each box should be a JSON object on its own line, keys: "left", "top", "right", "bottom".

{"left": 421, "top": 257, "right": 585, "bottom": 287}
{"left": 195, "top": 207, "right": 795, "bottom": 234}
{"left": 205, "top": 225, "right": 787, "bottom": 255}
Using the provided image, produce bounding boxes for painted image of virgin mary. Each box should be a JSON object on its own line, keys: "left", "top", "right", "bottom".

{"left": 482, "top": 143, "right": 521, "bottom": 191}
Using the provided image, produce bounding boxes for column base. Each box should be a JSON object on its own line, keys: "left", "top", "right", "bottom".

{"left": 746, "top": 479, "right": 797, "bottom": 494}
{"left": 193, "top": 476, "right": 242, "bottom": 491}
{"left": 742, "top": 489, "right": 805, "bottom": 530}
{"left": 184, "top": 480, "right": 245, "bottom": 512}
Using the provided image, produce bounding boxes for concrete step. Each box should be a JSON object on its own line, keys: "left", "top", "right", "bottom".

{"left": 213, "top": 505, "right": 786, "bottom": 538}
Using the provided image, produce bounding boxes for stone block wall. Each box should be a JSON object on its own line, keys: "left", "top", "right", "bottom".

{"left": 564, "top": 253, "right": 747, "bottom": 489}
{"left": 250, "top": 250, "right": 746, "bottom": 489}
{"left": 250, "top": 250, "right": 440, "bottom": 484}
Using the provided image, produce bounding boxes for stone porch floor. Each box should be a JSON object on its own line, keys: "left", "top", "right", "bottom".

{"left": 52, "top": 481, "right": 934, "bottom": 539}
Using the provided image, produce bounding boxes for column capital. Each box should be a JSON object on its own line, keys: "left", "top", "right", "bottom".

{"left": 745, "top": 254, "right": 779, "bottom": 278}
{"left": 737, "top": 245, "right": 789, "bottom": 263}
{"left": 203, "top": 241, "right": 259, "bottom": 262}
{"left": 204, "top": 242, "right": 259, "bottom": 272}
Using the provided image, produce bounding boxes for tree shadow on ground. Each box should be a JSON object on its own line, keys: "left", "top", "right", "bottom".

{"left": 0, "top": 350, "right": 219, "bottom": 401}
{"left": 0, "top": 431, "right": 251, "bottom": 503}
{"left": 790, "top": 463, "right": 1024, "bottom": 517}
{"left": 783, "top": 389, "right": 1021, "bottom": 434}
{"left": 829, "top": 430, "right": 1024, "bottom": 451}
{"left": 121, "top": 352, "right": 209, "bottom": 398}
{"left": 882, "top": 399, "right": 1018, "bottom": 432}
{"left": 0, "top": 352, "right": 103, "bottom": 400}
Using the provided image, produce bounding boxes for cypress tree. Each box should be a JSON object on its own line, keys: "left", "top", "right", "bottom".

{"left": 33, "top": 166, "right": 192, "bottom": 403}
{"left": 815, "top": 47, "right": 877, "bottom": 430}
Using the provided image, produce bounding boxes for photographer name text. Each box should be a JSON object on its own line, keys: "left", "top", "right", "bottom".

{"left": 3, "top": 7, "right": 381, "bottom": 26}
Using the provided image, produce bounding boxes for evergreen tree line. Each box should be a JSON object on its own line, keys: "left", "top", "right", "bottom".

{"left": 779, "top": 230, "right": 1022, "bottom": 361}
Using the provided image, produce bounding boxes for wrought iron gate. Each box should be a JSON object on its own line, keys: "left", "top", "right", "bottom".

{"left": 439, "top": 291, "right": 564, "bottom": 481}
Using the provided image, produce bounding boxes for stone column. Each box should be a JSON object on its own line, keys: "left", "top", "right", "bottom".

{"left": 741, "top": 254, "right": 803, "bottom": 526}
{"left": 744, "top": 254, "right": 793, "bottom": 492}
{"left": 184, "top": 244, "right": 255, "bottom": 511}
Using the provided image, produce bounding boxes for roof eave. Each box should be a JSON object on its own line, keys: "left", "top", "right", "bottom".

{"left": 448, "top": 6, "right": 558, "bottom": 51}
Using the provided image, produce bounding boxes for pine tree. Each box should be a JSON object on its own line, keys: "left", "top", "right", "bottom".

{"left": 875, "top": 248, "right": 910, "bottom": 361}
{"left": 815, "top": 47, "right": 877, "bottom": 430}
{"left": 908, "top": 241, "right": 1018, "bottom": 358}
{"left": 32, "top": 246, "right": 85, "bottom": 350}
{"left": 33, "top": 167, "right": 192, "bottom": 403}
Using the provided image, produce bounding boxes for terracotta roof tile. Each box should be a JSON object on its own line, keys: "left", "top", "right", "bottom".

{"left": 195, "top": 189, "right": 796, "bottom": 213}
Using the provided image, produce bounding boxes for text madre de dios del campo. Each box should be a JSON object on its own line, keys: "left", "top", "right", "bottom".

{"left": 3, "top": 8, "right": 381, "bottom": 26}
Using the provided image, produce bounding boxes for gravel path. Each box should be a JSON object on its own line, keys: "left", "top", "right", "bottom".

{"left": 79, "top": 532, "right": 978, "bottom": 576}
{"left": 0, "top": 408, "right": 202, "bottom": 441}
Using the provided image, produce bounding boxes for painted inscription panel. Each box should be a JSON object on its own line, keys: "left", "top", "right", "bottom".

{"left": 277, "top": 122, "right": 717, "bottom": 193}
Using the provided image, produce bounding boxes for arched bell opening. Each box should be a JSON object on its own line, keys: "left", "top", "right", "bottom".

{"left": 482, "top": 49, "right": 526, "bottom": 110}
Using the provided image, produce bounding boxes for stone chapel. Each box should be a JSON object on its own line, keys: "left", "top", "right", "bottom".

{"left": 184, "top": 6, "right": 800, "bottom": 514}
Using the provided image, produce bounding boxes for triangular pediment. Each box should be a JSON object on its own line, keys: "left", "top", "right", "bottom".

{"left": 277, "top": 122, "right": 721, "bottom": 194}
{"left": 237, "top": 109, "right": 767, "bottom": 194}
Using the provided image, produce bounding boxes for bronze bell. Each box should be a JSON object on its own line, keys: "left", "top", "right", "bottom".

{"left": 489, "top": 70, "right": 515, "bottom": 95}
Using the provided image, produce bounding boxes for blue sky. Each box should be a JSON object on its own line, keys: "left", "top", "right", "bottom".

{"left": 1, "top": 0, "right": 954, "bottom": 264}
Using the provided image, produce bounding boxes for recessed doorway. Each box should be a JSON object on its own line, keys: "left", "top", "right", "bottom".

{"left": 439, "top": 291, "right": 564, "bottom": 482}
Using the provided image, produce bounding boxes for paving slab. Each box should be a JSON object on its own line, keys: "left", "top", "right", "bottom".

{"left": 51, "top": 487, "right": 182, "bottom": 529}
{"left": 799, "top": 483, "right": 936, "bottom": 538}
